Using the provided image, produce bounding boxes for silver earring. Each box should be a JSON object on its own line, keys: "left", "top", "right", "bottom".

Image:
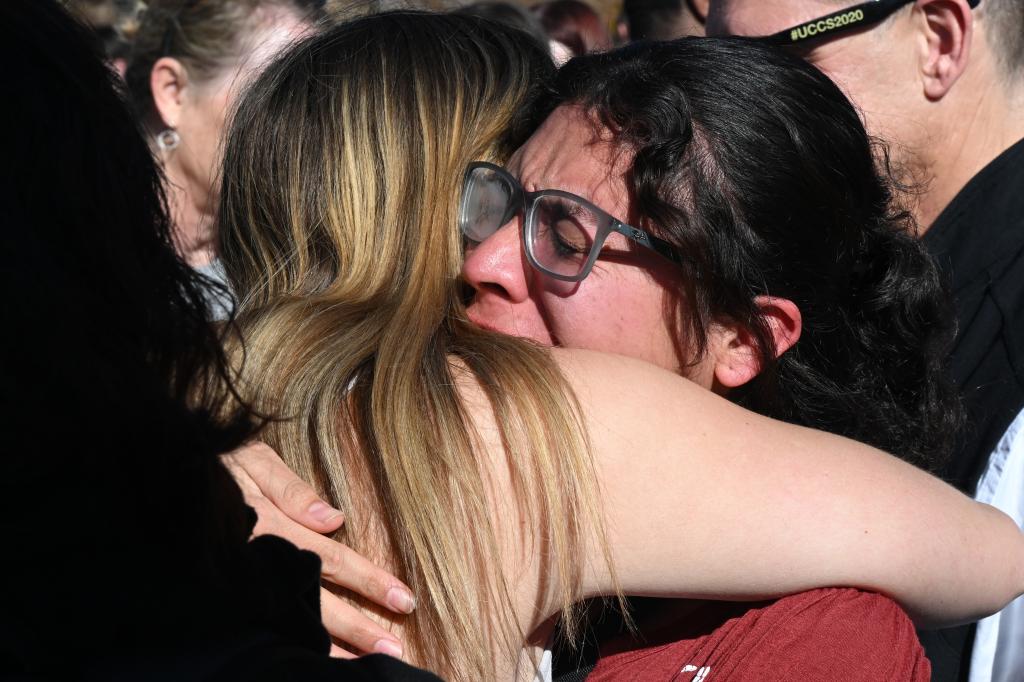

{"left": 156, "top": 128, "right": 180, "bottom": 152}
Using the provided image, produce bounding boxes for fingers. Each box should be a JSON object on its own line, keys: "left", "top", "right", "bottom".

{"left": 227, "top": 453, "right": 417, "bottom": 616}
{"left": 321, "top": 588, "right": 404, "bottom": 659}
{"left": 226, "top": 441, "right": 345, "bottom": 534}
{"left": 268, "top": 516, "right": 415, "bottom": 615}
{"left": 318, "top": 537, "right": 417, "bottom": 615}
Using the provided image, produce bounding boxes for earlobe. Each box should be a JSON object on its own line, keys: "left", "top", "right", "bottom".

{"left": 757, "top": 295, "right": 802, "bottom": 358}
{"left": 711, "top": 296, "right": 802, "bottom": 390}
{"left": 149, "top": 56, "right": 189, "bottom": 129}
{"left": 917, "top": 0, "right": 972, "bottom": 101}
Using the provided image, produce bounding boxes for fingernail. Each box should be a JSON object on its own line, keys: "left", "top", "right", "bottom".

{"left": 307, "top": 501, "right": 343, "bottom": 525}
{"left": 373, "top": 638, "right": 403, "bottom": 659}
{"left": 386, "top": 587, "right": 416, "bottom": 614}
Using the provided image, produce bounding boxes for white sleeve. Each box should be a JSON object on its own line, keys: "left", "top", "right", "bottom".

{"left": 970, "top": 408, "right": 1024, "bottom": 682}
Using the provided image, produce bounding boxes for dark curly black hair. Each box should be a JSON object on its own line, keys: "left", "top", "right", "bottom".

{"left": 551, "top": 37, "right": 961, "bottom": 469}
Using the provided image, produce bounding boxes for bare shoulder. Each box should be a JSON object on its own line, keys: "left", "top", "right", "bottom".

{"left": 548, "top": 347, "right": 769, "bottom": 446}
{"left": 549, "top": 346, "right": 693, "bottom": 387}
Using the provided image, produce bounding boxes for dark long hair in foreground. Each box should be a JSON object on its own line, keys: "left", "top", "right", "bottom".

{"left": 0, "top": 0, "right": 259, "bottom": 671}
{"left": 553, "top": 38, "right": 960, "bottom": 469}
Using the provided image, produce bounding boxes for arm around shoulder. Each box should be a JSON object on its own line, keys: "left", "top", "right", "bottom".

{"left": 552, "top": 348, "right": 1024, "bottom": 628}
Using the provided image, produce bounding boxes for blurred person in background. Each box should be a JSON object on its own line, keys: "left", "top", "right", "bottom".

{"left": 124, "top": 0, "right": 323, "bottom": 305}
{"left": 708, "top": 1, "right": 1024, "bottom": 679}
{"left": 62, "top": 0, "right": 141, "bottom": 76}
{"left": 619, "top": 0, "right": 706, "bottom": 41}
{"left": 454, "top": 1, "right": 551, "bottom": 52}
{"left": 531, "top": 0, "right": 611, "bottom": 62}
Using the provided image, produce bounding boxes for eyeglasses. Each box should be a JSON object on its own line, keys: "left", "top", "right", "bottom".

{"left": 459, "top": 162, "right": 683, "bottom": 282}
{"left": 756, "top": 0, "right": 980, "bottom": 47}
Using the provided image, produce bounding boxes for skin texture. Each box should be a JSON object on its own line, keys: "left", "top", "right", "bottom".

{"left": 536, "top": 349, "right": 1023, "bottom": 631}
{"left": 150, "top": 8, "right": 311, "bottom": 265}
{"left": 706, "top": 0, "right": 1024, "bottom": 231}
{"left": 234, "top": 114, "right": 1024, "bottom": 673}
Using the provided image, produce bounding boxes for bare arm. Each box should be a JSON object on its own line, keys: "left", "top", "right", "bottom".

{"left": 549, "top": 348, "right": 1023, "bottom": 629}
{"left": 238, "top": 350, "right": 1024, "bottom": 641}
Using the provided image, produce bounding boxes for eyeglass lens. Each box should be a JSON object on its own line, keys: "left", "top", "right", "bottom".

{"left": 529, "top": 194, "right": 603, "bottom": 278}
{"left": 462, "top": 166, "right": 612, "bottom": 279}
{"left": 460, "top": 166, "right": 516, "bottom": 243}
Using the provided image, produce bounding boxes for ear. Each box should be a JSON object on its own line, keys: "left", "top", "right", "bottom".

{"left": 915, "top": 0, "right": 973, "bottom": 101}
{"left": 615, "top": 17, "right": 630, "bottom": 43}
{"left": 150, "top": 56, "right": 190, "bottom": 129}
{"left": 710, "top": 296, "right": 802, "bottom": 390}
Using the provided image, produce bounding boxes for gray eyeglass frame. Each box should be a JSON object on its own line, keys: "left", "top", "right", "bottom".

{"left": 459, "top": 161, "right": 683, "bottom": 282}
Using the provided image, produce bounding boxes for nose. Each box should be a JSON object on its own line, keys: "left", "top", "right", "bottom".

{"left": 461, "top": 220, "right": 532, "bottom": 304}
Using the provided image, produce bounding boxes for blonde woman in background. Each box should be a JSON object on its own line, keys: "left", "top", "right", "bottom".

{"left": 124, "top": 0, "right": 322, "bottom": 272}
{"left": 217, "top": 11, "right": 1024, "bottom": 681}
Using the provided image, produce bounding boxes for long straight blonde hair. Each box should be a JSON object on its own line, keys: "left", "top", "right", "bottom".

{"left": 218, "top": 11, "right": 617, "bottom": 679}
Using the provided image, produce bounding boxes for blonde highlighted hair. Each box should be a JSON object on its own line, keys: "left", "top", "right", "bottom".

{"left": 218, "top": 11, "right": 616, "bottom": 679}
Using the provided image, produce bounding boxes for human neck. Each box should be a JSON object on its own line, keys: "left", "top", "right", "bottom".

{"left": 163, "top": 160, "right": 217, "bottom": 268}
{"left": 912, "top": 73, "right": 1024, "bottom": 232}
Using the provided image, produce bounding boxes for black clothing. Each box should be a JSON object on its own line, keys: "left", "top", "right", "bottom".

{"left": 3, "top": 511, "right": 440, "bottom": 682}
{"left": 924, "top": 136, "right": 1024, "bottom": 494}
{"left": 918, "top": 137, "right": 1024, "bottom": 682}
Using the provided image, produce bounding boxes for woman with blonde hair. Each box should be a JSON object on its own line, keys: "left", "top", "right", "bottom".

{"left": 217, "top": 11, "right": 1024, "bottom": 681}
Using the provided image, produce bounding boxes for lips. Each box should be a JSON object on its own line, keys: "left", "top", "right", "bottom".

{"left": 466, "top": 307, "right": 508, "bottom": 335}
{"left": 466, "top": 304, "right": 559, "bottom": 347}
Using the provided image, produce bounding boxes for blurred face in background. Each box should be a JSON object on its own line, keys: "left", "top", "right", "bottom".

{"left": 707, "top": 0, "right": 929, "bottom": 184}
{"left": 150, "top": 6, "right": 312, "bottom": 263}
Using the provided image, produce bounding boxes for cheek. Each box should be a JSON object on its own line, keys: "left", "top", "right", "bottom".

{"left": 193, "top": 83, "right": 232, "bottom": 145}
{"left": 202, "top": 89, "right": 232, "bottom": 162}
{"left": 537, "top": 269, "right": 688, "bottom": 373}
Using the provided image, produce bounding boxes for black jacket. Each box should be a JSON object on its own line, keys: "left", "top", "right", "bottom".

{"left": 918, "top": 136, "right": 1024, "bottom": 682}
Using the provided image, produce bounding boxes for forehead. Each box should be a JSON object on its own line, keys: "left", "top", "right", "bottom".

{"left": 708, "top": 0, "right": 841, "bottom": 37}
{"left": 509, "top": 105, "right": 633, "bottom": 213}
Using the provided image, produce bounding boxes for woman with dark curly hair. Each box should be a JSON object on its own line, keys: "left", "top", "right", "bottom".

{"left": 460, "top": 37, "right": 964, "bottom": 678}
{"left": 466, "top": 37, "right": 958, "bottom": 471}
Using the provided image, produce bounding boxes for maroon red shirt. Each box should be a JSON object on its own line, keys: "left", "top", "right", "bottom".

{"left": 588, "top": 588, "right": 929, "bottom": 681}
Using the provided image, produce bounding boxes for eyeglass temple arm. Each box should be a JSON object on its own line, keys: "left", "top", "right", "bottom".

{"left": 760, "top": 0, "right": 981, "bottom": 46}
{"left": 612, "top": 222, "right": 685, "bottom": 267}
{"left": 758, "top": 0, "right": 954, "bottom": 47}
